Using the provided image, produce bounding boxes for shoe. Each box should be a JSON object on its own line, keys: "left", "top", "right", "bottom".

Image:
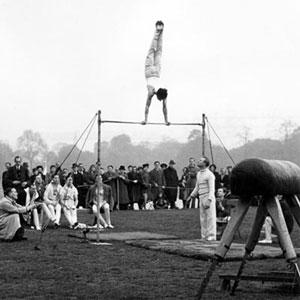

{"left": 165, "top": 122, "right": 170, "bottom": 126}
{"left": 90, "top": 224, "right": 104, "bottom": 229}
{"left": 141, "top": 120, "right": 147, "bottom": 125}
{"left": 107, "top": 224, "right": 114, "bottom": 229}
{"left": 259, "top": 239, "right": 272, "bottom": 244}
{"left": 72, "top": 222, "right": 79, "bottom": 229}
{"left": 54, "top": 223, "right": 59, "bottom": 229}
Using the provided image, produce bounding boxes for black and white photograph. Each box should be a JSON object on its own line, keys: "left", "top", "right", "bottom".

{"left": 1, "top": 0, "right": 300, "bottom": 299}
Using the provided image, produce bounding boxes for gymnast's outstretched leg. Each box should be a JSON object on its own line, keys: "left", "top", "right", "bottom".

{"left": 143, "top": 21, "right": 169, "bottom": 125}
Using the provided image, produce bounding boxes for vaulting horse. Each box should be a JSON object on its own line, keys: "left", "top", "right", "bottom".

{"left": 197, "top": 158, "right": 300, "bottom": 299}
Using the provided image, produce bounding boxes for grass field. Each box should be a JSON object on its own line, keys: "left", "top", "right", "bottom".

{"left": 0, "top": 208, "right": 300, "bottom": 299}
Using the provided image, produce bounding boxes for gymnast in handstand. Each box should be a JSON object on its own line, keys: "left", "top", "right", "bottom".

{"left": 143, "top": 21, "right": 169, "bottom": 125}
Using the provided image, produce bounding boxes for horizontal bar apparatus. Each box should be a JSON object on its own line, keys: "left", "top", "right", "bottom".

{"left": 101, "top": 120, "right": 203, "bottom": 126}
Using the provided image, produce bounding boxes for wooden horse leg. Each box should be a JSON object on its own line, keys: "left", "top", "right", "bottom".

{"left": 231, "top": 199, "right": 268, "bottom": 295}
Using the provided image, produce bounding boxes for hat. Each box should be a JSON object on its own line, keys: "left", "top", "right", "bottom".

{"left": 142, "top": 163, "right": 149, "bottom": 168}
{"left": 119, "top": 165, "right": 126, "bottom": 171}
{"left": 161, "top": 163, "right": 168, "bottom": 168}
{"left": 169, "top": 160, "right": 176, "bottom": 165}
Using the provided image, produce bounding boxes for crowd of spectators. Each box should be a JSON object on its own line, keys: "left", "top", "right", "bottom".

{"left": 2, "top": 156, "right": 233, "bottom": 208}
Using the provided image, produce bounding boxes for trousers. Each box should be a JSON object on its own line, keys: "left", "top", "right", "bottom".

{"left": 199, "top": 194, "right": 216, "bottom": 240}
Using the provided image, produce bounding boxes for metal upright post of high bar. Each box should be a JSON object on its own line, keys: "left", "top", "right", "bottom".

{"left": 96, "top": 110, "right": 102, "bottom": 243}
{"left": 202, "top": 114, "right": 206, "bottom": 157}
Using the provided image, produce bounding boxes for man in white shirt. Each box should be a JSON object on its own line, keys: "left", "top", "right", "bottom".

{"left": 143, "top": 21, "right": 169, "bottom": 125}
{"left": 187, "top": 157, "right": 216, "bottom": 241}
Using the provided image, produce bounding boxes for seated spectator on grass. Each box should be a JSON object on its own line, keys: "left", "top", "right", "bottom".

{"left": 43, "top": 175, "right": 62, "bottom": 228}
{"left": 61, "top": 176, "right": 81, "bottom": 229}
{"left": 25, "top": 183, "right": 42, "bottom": 230}
{"left": 0, "top": 187, "right": 41, "bottom": 241}
{"left": 216, "top": 187, "right": 230, "bottom": 220}
{"left": 86, "top": 174, "right": 114, "bottom": 229}
{"left": 259, "top": 195, "right": 294, "bottom": 244}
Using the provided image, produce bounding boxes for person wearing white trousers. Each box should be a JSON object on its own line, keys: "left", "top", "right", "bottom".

{"left": 188, "top": 157, "right": 216, "bottom": 241}
{"left": 43, "top": 175, "right": 62, "bottom": 228}
{"left": 61, "top": 176, "right": 79, "bottom": 229}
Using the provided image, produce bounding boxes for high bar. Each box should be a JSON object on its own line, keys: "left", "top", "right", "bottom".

{"left": 101, "top": 120, "right": 203, "bottom": 126}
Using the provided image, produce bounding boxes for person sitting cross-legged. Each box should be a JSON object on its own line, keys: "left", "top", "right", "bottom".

{"left": 86, "top": 174, "right": 114, "bottom": 229}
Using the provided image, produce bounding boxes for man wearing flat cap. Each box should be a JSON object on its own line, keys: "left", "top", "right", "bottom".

{"left": 163, "top": 160, "right": 179, "bottom": 209}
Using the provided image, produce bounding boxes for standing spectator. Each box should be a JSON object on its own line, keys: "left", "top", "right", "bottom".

{"left": 127, "top": 165, "right": 133, "bottom": 174}
{"left": 179, "top": 167, "right": 188, "bottom": 208}
{"left": 87, "top": 164, "right": 97, "bottom": 185}
{"left": 6, "top": 156, "right": 29, "bottom": 206}
{"left": 163, "top": 160, "right": 179, "bottom": 209}
{"left": 209, "top": 164, "right": 221, "bottom": 190}
{"left": 59, "top": 168, "right": 69, "bottom": 186}
{"left": 30, "top": 168, "right": 39, "bottom": 184}
{"left": 136, "top": 167, "right": 145, "bottom": 209}
{"left": 61, "top": 176, "right": 79, "bottom": 229}
{"left": 149, "top": 161, "right": 166, "bottom": 206}
{"left": 102, "top": 165, "right": 118, "bottom": 210}
{"left": 127, "top": 166, "right": 140, "bottom": 208}
{"left": 70, "top": 163, "right": 85, "bottom": 207}
{"left": 43, "top": 175, "right": 62, "bottom": 228}
{"left": 141, "top": 163, "right": 151, "bottom": 209}
{"left": 45, "top": 165, "right": 57, "bottom": 185}
{"left": 2, "top": 162, "right": 11, "bottom": 191}
{"left": 160, "top": 163, "right": 168, "bottom": 171}
{"left": 187, "top": 157, "right": 216, "bottom": 241}
{"left": 117, "top": 166, "right": 130, "bottom": 210}
{"left": 184, "top": 157, "right": 199, "bottom": 208}
{"left": 36, "top": 165, "right": 46, "bottom": 181}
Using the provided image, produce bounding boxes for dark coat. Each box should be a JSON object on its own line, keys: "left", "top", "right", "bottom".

{"left": 6, "top": 165, "right": 29, "bottom": 189}
{"left": 102, "top": 171, "right": 118, "bottom": 208}
{"left": 127, "top": 171, "right": 142, "bottom": 203}
{"left": 149, "top": 168, "right": 166, "bottom": 200}
{"left": 86, "top": 183, "right": 114, "bottom": 209}
{"left": 163, "top": 167, "right": 179, "bottom": 205}
{"left": 2, "top": 171, "right": 9, "bottom": 191}
{"left": 117, "top": 174, "right": 130, "bottom": 205}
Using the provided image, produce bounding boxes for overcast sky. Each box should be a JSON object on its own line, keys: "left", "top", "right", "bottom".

{"left": 1, "top": 0, "right": 300, "bottom": 151}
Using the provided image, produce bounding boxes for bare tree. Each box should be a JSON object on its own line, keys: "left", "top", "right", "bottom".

{"left": 279, "top": 120, "right": 297, "bottom": 141}
{"left": 17, "top": 130, "right": 48, "bottom": 167}
{"left": 237, "top": 126, "right": 251, "bottom": 146}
